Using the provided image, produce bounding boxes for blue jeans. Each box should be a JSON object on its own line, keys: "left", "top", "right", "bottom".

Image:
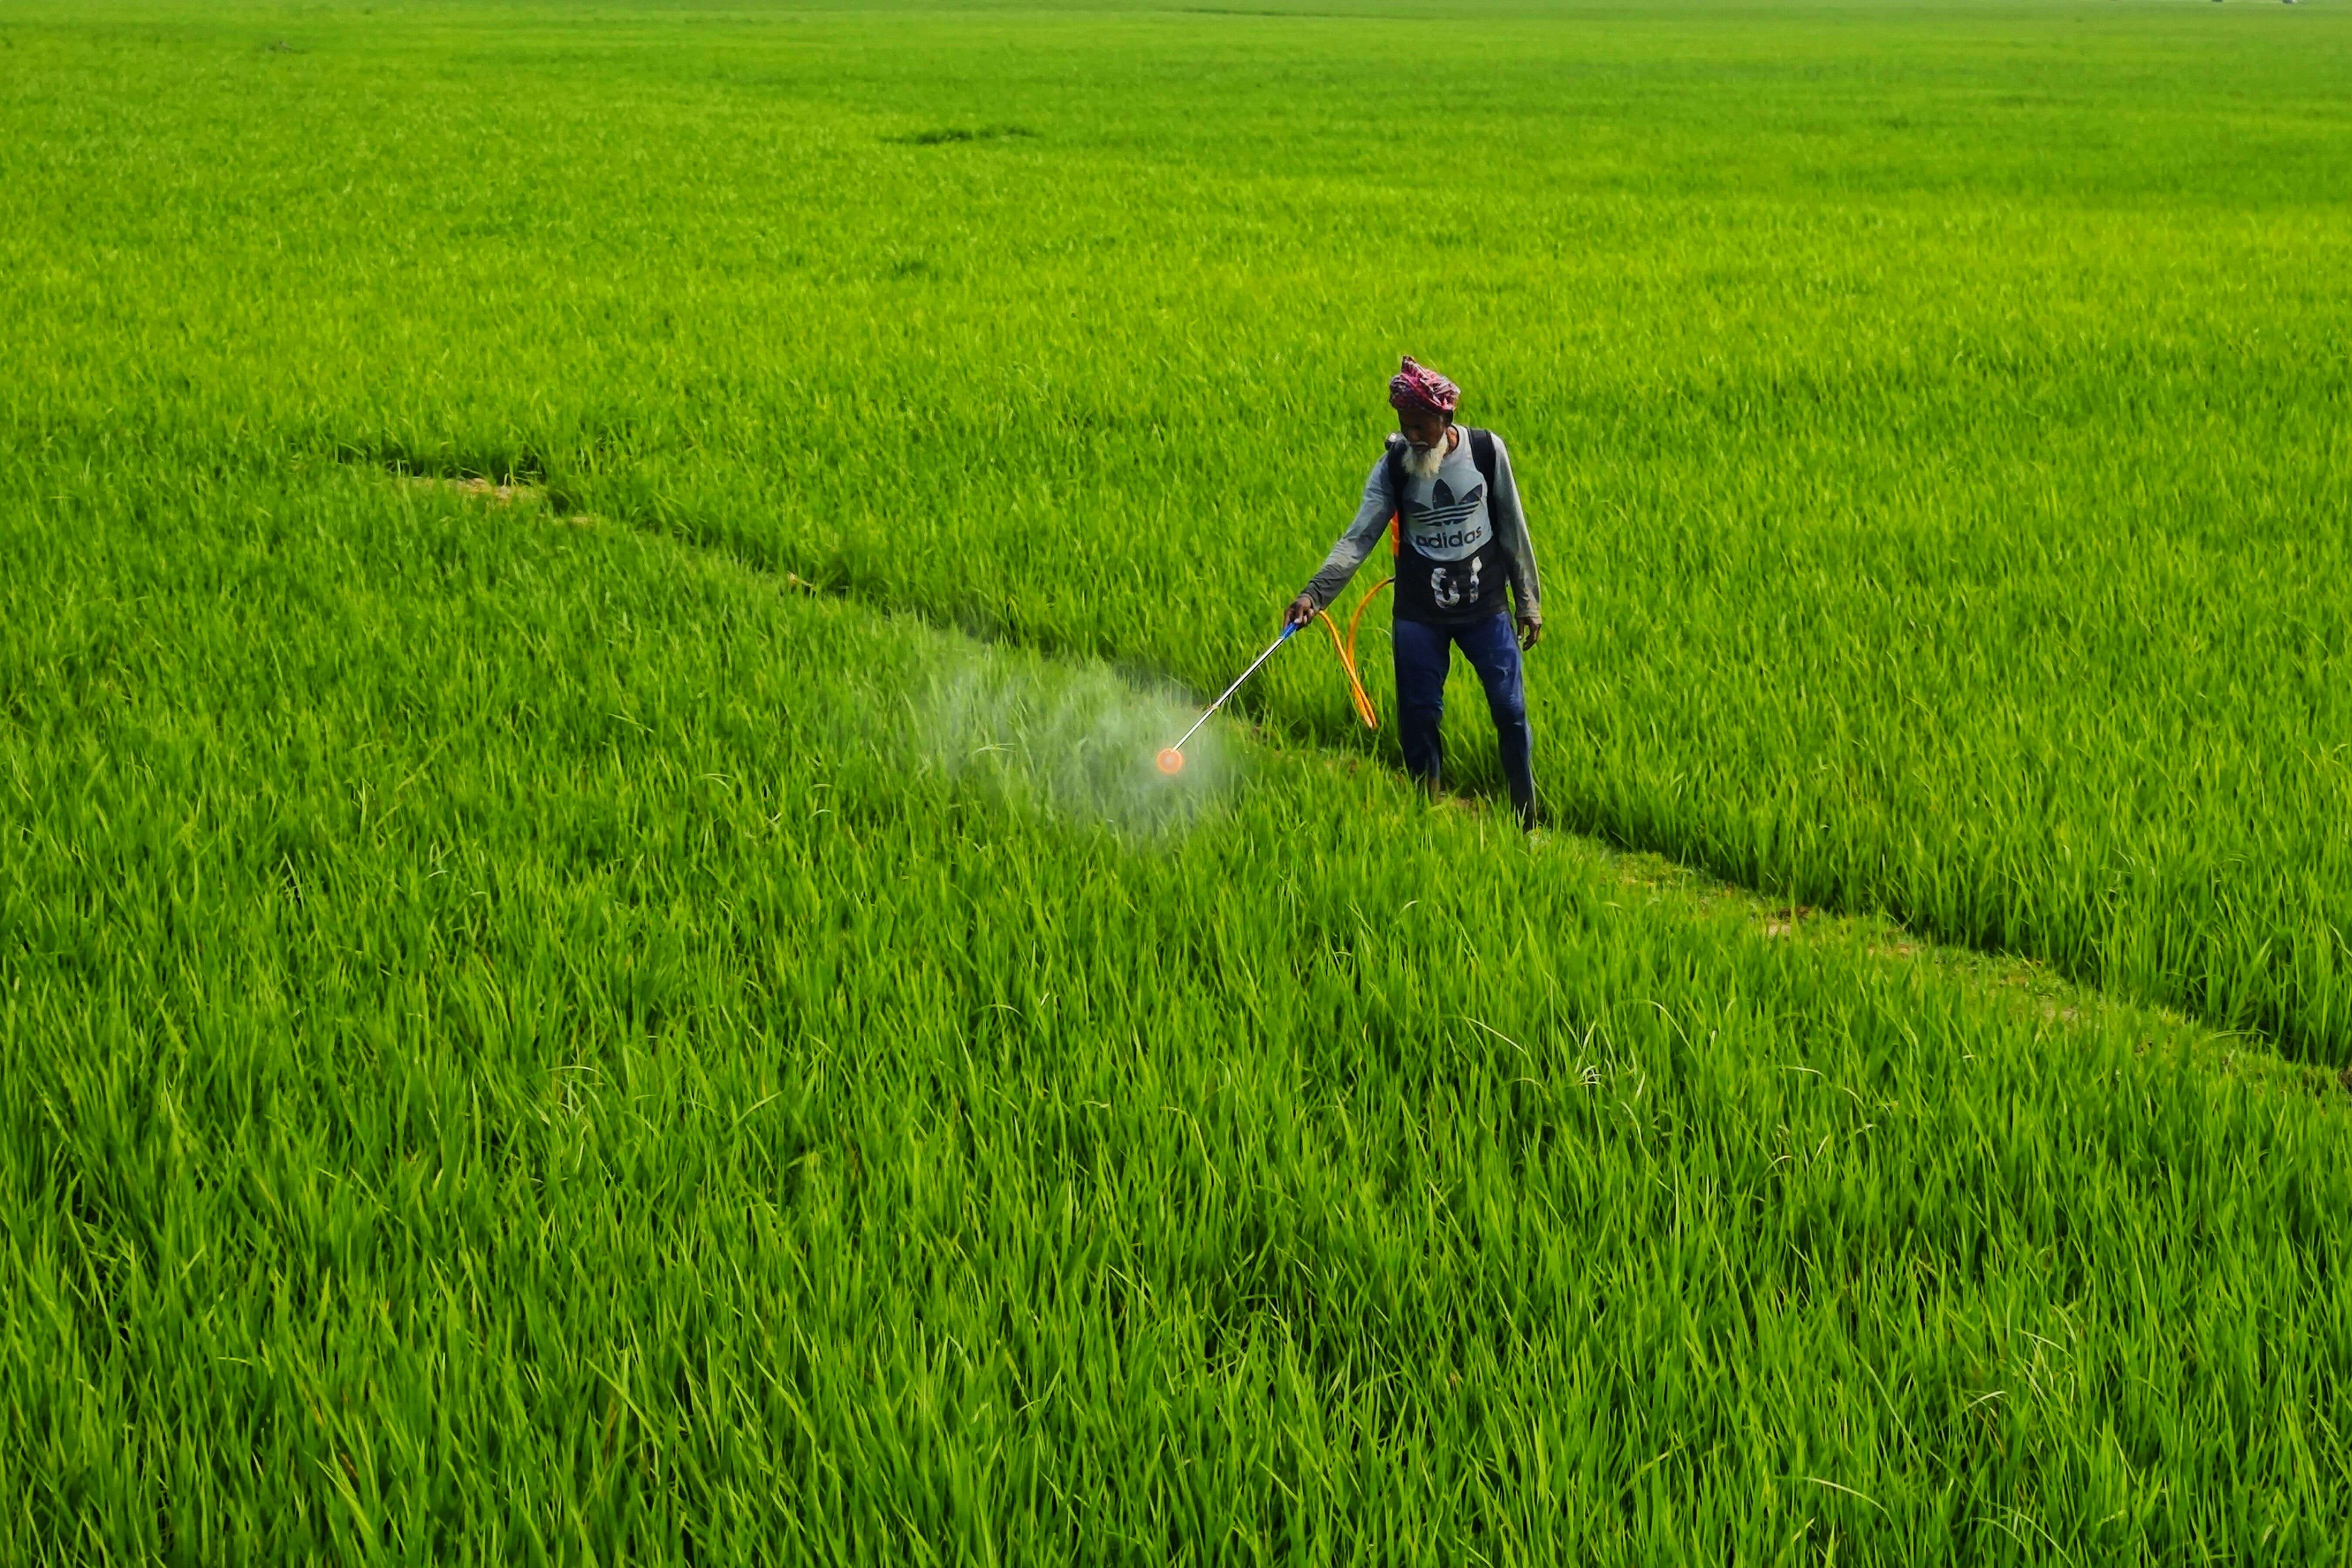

{"left": 1393, "top": 614, "right": 1535, "bottom": 814}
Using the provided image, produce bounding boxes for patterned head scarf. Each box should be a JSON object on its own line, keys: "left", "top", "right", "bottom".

{"left": 1388, "top": 355, "right": 1460, "bottom": 418}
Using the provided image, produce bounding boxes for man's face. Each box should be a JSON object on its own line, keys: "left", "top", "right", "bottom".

{"left": 1397, "top": 408, "right": 1451, "bottom": 453}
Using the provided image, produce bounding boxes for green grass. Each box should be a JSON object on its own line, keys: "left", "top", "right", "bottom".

{"left": 10, "top": 0, "right": 2349, "bottom": 1055}
{"left": 6, "top": 1, "right": 2352, "bottom": 1561}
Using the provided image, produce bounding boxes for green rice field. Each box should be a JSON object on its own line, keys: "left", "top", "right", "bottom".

{"left": 5, "top": 0, "right": 2352, "bottom": 1560}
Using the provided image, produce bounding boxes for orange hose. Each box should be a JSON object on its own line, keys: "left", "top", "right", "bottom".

{"left": 1315, "top": 577, "right": 1392, "bottom": 730}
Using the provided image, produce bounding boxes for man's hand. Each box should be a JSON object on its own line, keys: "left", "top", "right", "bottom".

{"left": 1284, "top": 594, "right": 1319, "bottom": 631}
{"left": 1517, "top": 615, "right": 1543, "bottom": 652}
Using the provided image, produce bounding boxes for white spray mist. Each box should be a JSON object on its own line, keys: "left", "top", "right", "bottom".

{"left": 917, "top": 642, "right": 1233, "bottom": 838}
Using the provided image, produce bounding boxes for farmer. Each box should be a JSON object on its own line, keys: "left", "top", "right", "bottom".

{"left": 1285, "top": 356, "right": 1544, "bottom": 828}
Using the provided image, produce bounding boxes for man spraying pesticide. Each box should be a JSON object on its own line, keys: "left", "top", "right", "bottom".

{"left": 1284, "top": 356, "right": 1544, "bottom": 829}
{"left": 1156, "top": 356, "right": 1542, "bottom": 829}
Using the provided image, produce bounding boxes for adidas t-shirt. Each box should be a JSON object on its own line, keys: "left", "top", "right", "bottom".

{"left": 1298, "top": 427, "right": 1543, "bottom": 627}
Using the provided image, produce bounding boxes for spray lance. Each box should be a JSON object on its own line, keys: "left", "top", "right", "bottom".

{"left": 1155, "top": 623, "right": 1297, "bottom": 775}
{"left": 1154, "top": 574, "right": 1394, "bottom": 775}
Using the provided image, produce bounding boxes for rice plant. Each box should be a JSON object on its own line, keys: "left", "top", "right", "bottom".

{"left": 5, "top": 1, "right": 2352, "bottom": 1560}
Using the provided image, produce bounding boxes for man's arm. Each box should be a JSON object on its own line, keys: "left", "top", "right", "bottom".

{"left": 1289, "top": 449, "right": 1396, "bottom": 624}
{"left": 1488, "top": 435, "right": 1543, "bottom": 632}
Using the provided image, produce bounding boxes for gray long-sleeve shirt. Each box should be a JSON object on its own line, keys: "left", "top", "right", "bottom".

{"left": 1299, "top": 429, "right": 1542, "bottom": 620}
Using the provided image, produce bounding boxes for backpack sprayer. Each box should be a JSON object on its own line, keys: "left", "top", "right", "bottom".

{"left": 1155, "top": 573, "right": 1393, "bottom": 775}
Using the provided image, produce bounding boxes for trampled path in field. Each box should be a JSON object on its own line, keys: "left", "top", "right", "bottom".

{"left": 399, "top": 466, "right": 2340, "bottom": 1098}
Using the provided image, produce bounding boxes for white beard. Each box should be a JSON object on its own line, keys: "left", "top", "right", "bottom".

{"left": 1402, "top": 436, "right": 1449, "bottom": 482}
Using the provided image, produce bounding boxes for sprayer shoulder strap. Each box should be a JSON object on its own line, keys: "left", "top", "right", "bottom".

{"left": 1383, "top": 440, "right": 1407, "bottom": 557}
{"left": 1467, "top": 427, "right": 1497, "bottom": 498}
